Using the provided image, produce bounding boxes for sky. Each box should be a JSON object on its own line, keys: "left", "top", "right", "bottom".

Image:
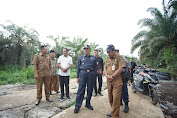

{"left": 0, "top": 0, "right": 163, "bottom": 57}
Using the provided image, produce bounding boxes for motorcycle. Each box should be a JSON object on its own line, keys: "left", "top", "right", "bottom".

{"left": 130, "top": 69, "right": 159, "bottom": 105}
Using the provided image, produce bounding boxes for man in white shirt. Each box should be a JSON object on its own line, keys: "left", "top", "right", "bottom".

{"left": 57, "top": 48, "right": 73, "bottom": 101}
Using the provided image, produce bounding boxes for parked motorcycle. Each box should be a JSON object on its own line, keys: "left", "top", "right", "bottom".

{"left": 130, "top": 69, "right": 159, "bottom": 105}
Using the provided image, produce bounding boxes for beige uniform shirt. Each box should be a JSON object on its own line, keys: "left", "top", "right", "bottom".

{"left": 32, "top": 53, "right": 51, "bottom": 77}
{"left": 104, "top": 54, "right": 126, "bottom": 84}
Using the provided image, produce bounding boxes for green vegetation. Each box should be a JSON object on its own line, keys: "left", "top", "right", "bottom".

{"left": 131, "top": 0, "right": 177, "bottom": 78}
{"left": 0, "top": 65, "right": 77, "bottom": 85}
{"left": 0, "top": 65, "right": 35, "bottom": 85}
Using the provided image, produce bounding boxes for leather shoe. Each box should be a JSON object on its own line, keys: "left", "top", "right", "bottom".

{"left": 35, "top": 100, "right": 40, "bottom": 106}
{"left": 98, "top": 93, "right": 103, "bottom": 96}
{"left": 93, "top": 93, "right": 97, "bottom": 97}
{"left": 46, "top": 98, "right": 53, "bottom": 102}
{"left": 106, "top": 113, "right": 112, "bottom": 117}
{"left": 124, "top": 105, "right": 129, "bottom": 113}
{"left": 74, "top": 108, "right": 79, "bottom": 114}
{"left": 85, "top": 105, "right": 93, "bottom": 110}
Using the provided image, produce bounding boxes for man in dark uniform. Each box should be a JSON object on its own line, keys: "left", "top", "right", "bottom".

{"left": 115, "top": 49, "right": 131, "bottom": 113}
{"left": 130, "top": 58, "right": 137, "bottom": 82}
{"left": 93, "top": 49, "right": 104, "bottom": 97}
{"left": 32, "top": 45, "right": 53, "bottom": 105}
{"left": 104, "top": 45, "right": 126, "bottom": 118}
{"left": 74, "top": 45, "right": 96, "bottom": 114}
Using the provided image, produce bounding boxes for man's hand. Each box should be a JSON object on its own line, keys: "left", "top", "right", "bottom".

{"left": 62, "top": 68, "right": 68, "bottom": 73}
{"left": 77, "top": 78, "right": 80, "bottom": 84}
{"left": 35, "top": 74, "right": 39, "bottom": 80}
{"left": 108, "top": 76, "right": 114, "bottom": 82}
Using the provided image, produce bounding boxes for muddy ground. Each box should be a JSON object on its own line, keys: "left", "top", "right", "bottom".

{"left": 0, "top": 77, "right": 176, "bottom": 118}
{"left": 0, "top": 79, "right": 108, "bottom": 118}
{"left": 157, "top": 80, "right": 177, "bottom": 118}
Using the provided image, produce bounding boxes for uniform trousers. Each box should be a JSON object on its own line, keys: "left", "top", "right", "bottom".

{"left": 75, "top": 70, "right": 95, "bottom": 109}
{"left": 50, "top": 76, "right": 59, "bottom": 92}
{"left": 107, "top": 77, "right": 123, "bottom": 118}
{"left": 93, "top": 74, "right": 103, "bottom": 94}
{"left": 36, "top": 76, "right": 50, "bottom": 100}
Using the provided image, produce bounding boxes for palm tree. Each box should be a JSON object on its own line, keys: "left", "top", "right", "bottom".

{"left": 64, "top": 37, "right": 88, "bottom": 65}
{"left": 0, "top": 21, "right": 39, "bottom": 68}
{"left": 168, "top": 0, "right": 177, "bottom": 11}
{"left": 131, "top": 6, "right": 177, "bottom": 67}
{"left": 47, "top": 35, "right": 68, "bottom": 57}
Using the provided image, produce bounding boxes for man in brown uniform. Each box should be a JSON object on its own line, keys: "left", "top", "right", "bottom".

{"left": 104, "top": 44, "right": 126, "bottom": 118}
{"left": 32, "top": 45, "right": 53, "bottom": 105}
{"left": 50, "top": 50, "right": 60, "bottom": 95}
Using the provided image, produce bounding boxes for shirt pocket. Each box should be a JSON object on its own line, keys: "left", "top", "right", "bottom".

{"left": 81, "top": 59, "right": 86, "bottom": 65}
{"left": 106, "top": 61, "right": 111, "bottom": 67}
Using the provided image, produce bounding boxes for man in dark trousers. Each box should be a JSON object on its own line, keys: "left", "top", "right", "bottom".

{"left": 115, "top": 49, "right": 131, "bottom": 113}
{"left": 93, "top": 49, "right": 104, "bottom": 97}
{"left": 74, "top": 45, "right": 96, "bottom": 114}
{"left": 130, "top": 58, "right": 137, "bottom": 82}
{"left": 57, "top": 48, "right": 73, "bottom": 101}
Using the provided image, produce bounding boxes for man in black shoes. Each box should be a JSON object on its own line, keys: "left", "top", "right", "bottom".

{"left": 74, "top": 45, "right": 96, "bottom": 114}
{"left": 93, "top": 49, "right": 104, "bottom": 97}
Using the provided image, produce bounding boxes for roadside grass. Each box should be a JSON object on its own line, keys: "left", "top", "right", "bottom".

{"left": 0, "top": 65, "right": 77, "bottom": 85}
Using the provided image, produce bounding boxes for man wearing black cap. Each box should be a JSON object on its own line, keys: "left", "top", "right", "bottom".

{"left": 74, "top": 45, "right": 96, "bottom": 114}
{"left": 104, "top": 44, "right": 126, "bottom": 118}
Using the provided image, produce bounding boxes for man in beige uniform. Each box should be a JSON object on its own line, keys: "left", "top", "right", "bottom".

{"left": 32, "top": 45, "right": 53, "bottom": 105}
{"left": 104, "top": 44, "right": 126, "bottom": 118}
{"left": 50, "top": 50, "right": 60, "bottom": 95}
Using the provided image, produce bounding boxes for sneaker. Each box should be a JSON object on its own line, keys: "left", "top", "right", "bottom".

{"left": 60, "top": 97, "right": 64, "bottom": 102}
{"left": 67, "top": 96, "right": 71, "bottom": 101}
{"left": 46, "top": 98, "right": 53, "bottom": 102}
{"left": 124, "top": 105, "right": 129, "bottom": 113}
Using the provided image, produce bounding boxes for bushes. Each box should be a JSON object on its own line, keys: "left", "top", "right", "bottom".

{"left": 0, "top": 65, "right": 77, "bottom": 85}
{"left": 0, "top": 65, "right": 35, "bottom": 85}
{"left": 70, "top": 67, "right": 77, "bottom": 79}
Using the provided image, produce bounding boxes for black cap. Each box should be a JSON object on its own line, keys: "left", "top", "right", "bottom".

{"left": 50, "top": 50, "right": 55, "bottom": 53}
{"left": 106, "top": 44, "right": 115, "bottom": 51}
{"left": 83, "top": 45, "right": 90, "bottom": 49}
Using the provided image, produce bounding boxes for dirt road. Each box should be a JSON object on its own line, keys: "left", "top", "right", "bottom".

{"left": 0, "top": 77, "right": 164, "bottom": 118}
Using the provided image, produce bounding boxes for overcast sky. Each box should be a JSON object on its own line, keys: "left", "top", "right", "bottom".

{"left": 0, "top": 0, "right": 163, "bottom": 57}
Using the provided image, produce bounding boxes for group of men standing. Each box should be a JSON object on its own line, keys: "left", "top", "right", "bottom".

{"left": 32, "top": 46, "right": 73, "bottom": 105}
{"left": 32, "top": 44, "right": 137, "bottom": 118}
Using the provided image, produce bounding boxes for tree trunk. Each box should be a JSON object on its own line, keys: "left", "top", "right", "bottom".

{"left": 20, "top": 46, "right": 26, "bottom": 69}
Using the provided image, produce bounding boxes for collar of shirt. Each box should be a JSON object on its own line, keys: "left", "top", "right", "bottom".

{"left": 109, "top": 54, "right": 117, "bottom": 60}
{"left": 40, "top": 53, "right": 47, "bottom": 56}
{"left": 84, "top": 54, "right": 91, "bottom": 57}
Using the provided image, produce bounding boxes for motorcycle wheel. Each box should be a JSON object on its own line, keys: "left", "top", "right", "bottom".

{"left": 130, "top": 83, "right": 137, "bottom": 93}
{"left": 149, "top": 88, "right": 158, "bottom": 105}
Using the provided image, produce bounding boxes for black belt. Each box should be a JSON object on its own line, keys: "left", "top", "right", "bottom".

{"left": 81, "top": 69, "right": 94, "bottom": 72}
